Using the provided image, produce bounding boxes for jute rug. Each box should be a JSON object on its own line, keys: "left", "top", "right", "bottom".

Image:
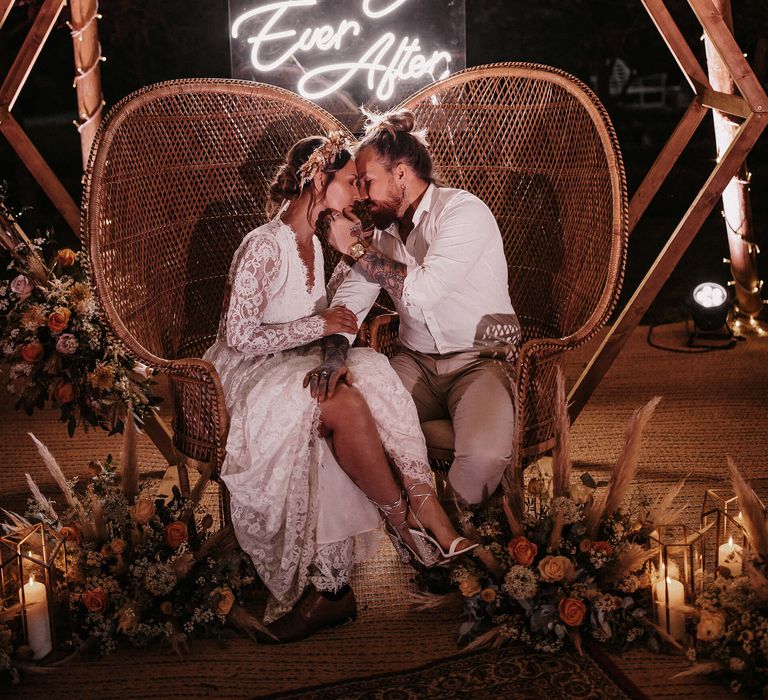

{"left": 1, "top": 322, "right": 765, "bottom": 698}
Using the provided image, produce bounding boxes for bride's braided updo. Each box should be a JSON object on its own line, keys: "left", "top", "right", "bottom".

{"left": 268, "top": 135, "right": 353, "bottom": 218}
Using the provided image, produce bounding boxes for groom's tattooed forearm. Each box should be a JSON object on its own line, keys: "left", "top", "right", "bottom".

{"left": 322, "top": 333, "right": 350, "bottom": 362}
{"left": 358, "top": 248, "right": 406, "bottom": 299}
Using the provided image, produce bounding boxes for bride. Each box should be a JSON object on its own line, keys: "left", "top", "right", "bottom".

{"left": 203, "top": 132, "right": 475, "bottom": 643}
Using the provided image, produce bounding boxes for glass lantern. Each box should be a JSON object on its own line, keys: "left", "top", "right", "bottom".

{"left": 0, "top": 523, "right": 69, "bottom": 659}
{"left": 650, "top": 524, "right": 704, "bottom": 643}
{"left": 700, "top": 489, "right": 758, "bottom": 576}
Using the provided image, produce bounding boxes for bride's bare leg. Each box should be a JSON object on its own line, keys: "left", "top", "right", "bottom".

{"left": 319, "top": 384, "right": 421, "bottom": 554}
{"left": 401, "top": 477, "right": 474, "bottom": 553}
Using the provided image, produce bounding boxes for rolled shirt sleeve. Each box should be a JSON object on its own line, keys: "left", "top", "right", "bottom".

{"left": 329, "top": 263, "right": 382, "bottom": 345}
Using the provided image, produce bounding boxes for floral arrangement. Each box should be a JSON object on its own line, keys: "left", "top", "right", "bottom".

{"left": 7, "top": 431, "right": 267, "bottom": 667}
{"left": 297, "top": 130, "right": 354, "bottom": 188}
{"left": 0, "top": 187, "right": 159, "bottom": 436}
{"left": 416, "top": 376, "right": 678, "bottom": 655}
{"left": 680, "top": 458, "right": 768, "bottom": 695}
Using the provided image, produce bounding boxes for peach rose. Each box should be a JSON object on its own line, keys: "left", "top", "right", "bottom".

{"left": 100, "top": 543, "right": 113, "bottom": 558}
{"left": 10, "top": 274, "right": 34, "bottom": 300}
{"left": 480, "top": 588, "right": 497, "bottom": 603}
{"left": 164, "top": 521, "right": 188, "bottom": 549}
{"left": 579, "top": 539, "right": 592, "bottom": 553}
{"left": 110, "top": 539, "right": 127, "bottom": 555}
{"left": 210, "top": 587, "right": 236, "bottom": 616}
{"left": 538, "top": 555, "right": 576, "bottom": 583}
{"left": 21, "top": 341, "right": 44, "bottom": 363}
{"left": 508, "top": 536, "right": 538, "bottom": 566}
{"left": 82, "top": 588, "right": 108, "bottom": 613}
{"left": 56, "top": 248, "right": 77, "bottom": 267}
{"left": 458, "top": 576, "right": 482, "bottom": 597}
{"left": 558, "top": 597, "right": 586, "bottom": 627}
{"left": 172, "top": 552, "right": 195, "bottom": 580}
{"left": 47, "top": 306, "right": 71, "bottom": 334}
{"left": 697, "top": 610, "right": 726, "bottom": 642}
{"left": 55, "top": 382, "right": 75, "bottom": 404}
{"left": 129, "top": 497, "right": 155, "bottom": 525}
{"left": 60, "top": 525, "right": 81, "bottom": 544}
{"left": 160, "top": 601, "right": 174, "bottom": 616}
{"left": 591, "top": 541, "right": 613, "bottom": 556}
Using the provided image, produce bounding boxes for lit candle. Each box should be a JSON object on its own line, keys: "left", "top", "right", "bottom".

{"left": 20, "top": 575, "right": 52, "bottom": 659}
{"left": 718, "top": 536, "right": 743, "bottom": 576}
{"left": 654, "top": 575, "right": 686, "bottom": 642}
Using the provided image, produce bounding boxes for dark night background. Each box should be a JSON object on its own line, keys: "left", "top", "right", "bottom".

{"left": 1, "top": 0, "right": 767, "bottom": 322}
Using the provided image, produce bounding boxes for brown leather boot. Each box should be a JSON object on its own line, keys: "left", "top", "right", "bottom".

{"left": 255, "top": 585, "right": 356, "bottom": 644}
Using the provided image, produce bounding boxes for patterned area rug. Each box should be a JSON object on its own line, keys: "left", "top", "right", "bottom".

{"left": 267, "top": 645, "right": 637, "bottom": 700}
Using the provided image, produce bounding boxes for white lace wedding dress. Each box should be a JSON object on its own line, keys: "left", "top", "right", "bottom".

{"left": 203, "top": 218, "right": 434, "bottom": 623}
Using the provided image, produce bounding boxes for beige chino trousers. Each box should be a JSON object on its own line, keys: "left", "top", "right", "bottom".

{"left": 389, "top": 347, "right": 517, "bottom": 505}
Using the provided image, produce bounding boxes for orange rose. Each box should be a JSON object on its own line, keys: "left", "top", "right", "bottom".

{"left": 458, "top": 576, "right": 482, "bottom": 597}
{"left": 47, "top": 306, "right": 71, "bottom": 334}
{"left": 210, "top": 587, "right": 235, "bottom": 616}
{"left": 164, "top": 521, "right": 188, "bottom": 549}
{"left": 507, "top": 536, "right": 538, "bottom": 566}
{"left": 558, "top": 597, "right": 586, "bottom": 627}
{"left": 60, "top": 525, "right": 81, "bottom": 544}
{"left": 21, "top": 341, "right": 44, "bottom": 363}
{"left": 579, "top": 539, "right": 592, "bottom": 553}
{"left": 110, "top": 539, "right": 127, "bottom": 555}
{"left": 100, "top": 543, "right": 113, "bottom": 558}
{"left": 56, "top": 248, "right": 77, "bottom": 267}
{"left": 159, "top": 601, "right": 174, "bottom": 616}
{"left": 55, "top": 382, "right": 75, "bottom": 404}
{"left": 82, "top": 588, "right": 108, "bottom": 613}
{"left": 480, "top": 588, "right": 497, "bottom": 603}
{"left": 591, "top": 541, "right": 613, "bottom": 556}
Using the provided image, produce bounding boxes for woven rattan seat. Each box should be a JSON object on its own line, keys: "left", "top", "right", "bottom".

{"left": 83, "top": 80, "right": 350, "bottom": 520}
{"left": 368, "top": 63, "right": 628, "bottom": 477}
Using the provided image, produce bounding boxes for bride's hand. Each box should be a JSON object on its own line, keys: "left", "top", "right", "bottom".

{"left": 325, "top": 209, "right": 366, "bottom": 256}
{"left": 319, "top": 305, "right": 358, "bottom": 336}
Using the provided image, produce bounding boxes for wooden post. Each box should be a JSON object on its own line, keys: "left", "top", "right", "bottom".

{"left": 68, "top": 0, "right": 105, "bottom": 170}
{"left": 703, "top": 0, "right": 762, "bottom": 317}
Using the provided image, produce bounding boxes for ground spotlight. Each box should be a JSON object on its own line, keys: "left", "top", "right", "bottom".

{"left": 687, "top": 281, "right": 734, "bottom": 348}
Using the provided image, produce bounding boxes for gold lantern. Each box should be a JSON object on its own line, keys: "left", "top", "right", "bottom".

{"left": 0, "top": 522, "right": 69, "bottom": 659}
{"left": 650, "top": 524, "right": 704, "bottom": 643}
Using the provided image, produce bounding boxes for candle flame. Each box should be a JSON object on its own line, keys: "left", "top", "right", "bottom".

{"left": 29, "top": 575, "right": 34, "bottom": 586}
{"left": 666, "top": 576, "right": 673, "bottom": 585}
{"left": 728, "top": 536, "right": 734, "bottom": 547}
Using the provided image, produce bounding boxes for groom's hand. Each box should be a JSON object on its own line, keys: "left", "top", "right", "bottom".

{"left": 303, "top": 358, "right": 351, "bottom": 402}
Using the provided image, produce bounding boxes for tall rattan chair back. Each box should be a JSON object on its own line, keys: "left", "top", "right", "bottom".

{"left": 83, "top": 80, "right": 349, "bottom": 513}
{"left": 398, "top": 63, "right": 628, "bottom": 463}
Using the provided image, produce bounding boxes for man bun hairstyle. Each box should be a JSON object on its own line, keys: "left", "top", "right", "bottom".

{"left": 356, "top": 108, "right": 434, "bottom": 184}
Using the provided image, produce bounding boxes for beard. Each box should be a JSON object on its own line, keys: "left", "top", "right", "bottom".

{"left": 368, "top": 181, "right": 403, "bottom": 230}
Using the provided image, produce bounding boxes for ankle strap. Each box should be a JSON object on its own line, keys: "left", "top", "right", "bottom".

{"left": 371, "top": 491, "right": 408, "bottom": 517}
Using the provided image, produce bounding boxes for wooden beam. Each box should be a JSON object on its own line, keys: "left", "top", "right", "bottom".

{"left": 628, "top": 98, "right": 708, "bottom": 233}
{"left": 0, "top": 0, "right": 16, "bottom": 29}
{"left": 0, "top": 0, "right": 66, "bottom": 111}
{"left": 140, "top": 412, "right": 178, "bottom": 466}
{"left": 697, "top": 85, "right": 751, "bottom": 119}
{"left": 569, "top": 112, "right": 767, "bottom": 421}
{"left": 689, "top": 0, "right": 768, "bottom": 111}
{"left": 0, "top": 110, "right": 80, "bottom": 232}
{"left": 641, "top": 0, "right": 711, "bottom": 92}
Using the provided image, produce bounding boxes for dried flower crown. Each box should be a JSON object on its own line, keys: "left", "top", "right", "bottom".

{"left": 297, "top": 131, "right": 354, "bottom": 188}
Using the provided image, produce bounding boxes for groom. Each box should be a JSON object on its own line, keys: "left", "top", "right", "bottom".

{"left": 322, "top": 109, "right": 521, "bottom": 506}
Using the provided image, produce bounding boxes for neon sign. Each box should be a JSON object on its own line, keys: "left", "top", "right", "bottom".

{"left": 229, "top": 0, "right": 465, "bottom": 123}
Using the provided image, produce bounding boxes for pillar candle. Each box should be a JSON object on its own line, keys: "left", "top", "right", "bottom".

{"left": 654, "top": 576, "right": 686, "bottom": 642}
{"left": 20, "top": 576, "right": 52, "bottom": 659}
{"left": 718, "top": 536, "right": 743, "bottom": 576}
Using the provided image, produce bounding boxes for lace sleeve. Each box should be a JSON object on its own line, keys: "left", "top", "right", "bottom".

{"left": 224, "top": 234, "right": 326, "bottom": 356}
{"left": 325, "top": 259, "right": 353, "bottom": 304}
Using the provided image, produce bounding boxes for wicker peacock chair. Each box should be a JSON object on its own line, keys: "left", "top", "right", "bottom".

{"left": 82, "top": 80, "right": 351, "bottom": 523}
{"left": 367, "top": 63, "right": 628, "bottom": 481}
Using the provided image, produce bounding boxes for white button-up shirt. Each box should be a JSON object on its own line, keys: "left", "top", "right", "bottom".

{"left": 333, "top": 184, "right": 519, "bottom": 355}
